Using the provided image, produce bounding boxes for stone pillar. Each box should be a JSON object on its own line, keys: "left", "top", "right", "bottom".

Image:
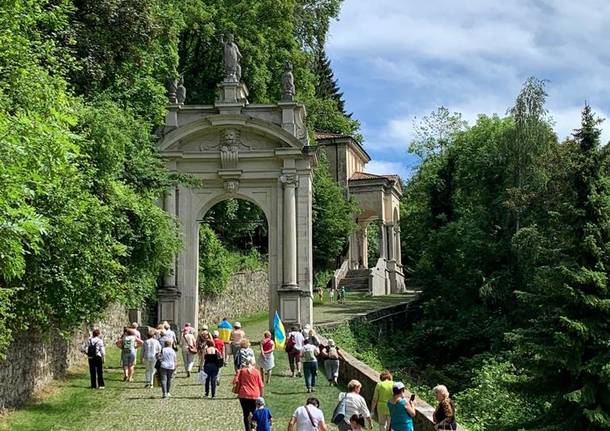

{"left": 386, "top": 223, "right": 395, "bottom": 262}
{"left": 361, "top": 225, "right": 369, "bottom": 268}
{"left": 379, "top": 223, "right": 387, "bottom": 259}
{"left": 163, "top": 187, "right": 177, "bottom": 288}
{"left": 158, "top": 186, "right": 181, "bottom": 326}
{"left": 281, "top": 174, "right": 298, "bottom": 287}
{"left": 394, "top": 224, "right": 402, "bottom": 265}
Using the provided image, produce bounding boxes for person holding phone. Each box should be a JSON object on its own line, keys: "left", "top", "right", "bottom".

{"left": 386, "top": 382, "right": 416, "bottom": 431}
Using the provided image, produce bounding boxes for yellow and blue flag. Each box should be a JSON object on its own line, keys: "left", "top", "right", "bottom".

{"left": 273, "top": 311, "right": 286, "bottom": 349}
{"left": 218, "top": 319, "right": 232, "bottom": 342}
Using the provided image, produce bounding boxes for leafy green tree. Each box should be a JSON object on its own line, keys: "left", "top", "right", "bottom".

{"left": 511, "top": 106, "right": 610, "bottom": 430}
{"left": 312, "top": 153, "right": 358, "bottom": 271}
{"left": 198, "top": 224, "right": 233, "bottom": 295}
{"left": 408, "top": 106, "right": 467, "bottom": 158}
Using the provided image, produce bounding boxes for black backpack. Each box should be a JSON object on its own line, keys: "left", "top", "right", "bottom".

{"left": 87, "top": 340, "right": 98, "bottom": 358}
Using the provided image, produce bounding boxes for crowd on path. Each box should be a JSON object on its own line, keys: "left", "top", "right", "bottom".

{"left": 82, "top": 320, "right": 457, "bottom": 431}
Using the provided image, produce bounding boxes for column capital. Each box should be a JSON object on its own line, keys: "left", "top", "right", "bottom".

{"left": 280, "top": 173, "right": 299, "bottom": 187}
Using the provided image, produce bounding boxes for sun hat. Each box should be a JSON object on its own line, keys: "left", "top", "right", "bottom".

{"left": 256, "top": 397, "right": 265, "bottom": 405}
{"left": 234, "top": 321, "right": 241, "bottom": 328}
{"left": 328, "top": 339, "right": 336, "bottom": 347}
{"left": 393, "top": 382, "right": 405, "bottom": 391}
{"left": 212, "top": 330, "right": 219, "bottom": 337}
{"left": 201, "top": 324, "right": 209, "bottom": 330}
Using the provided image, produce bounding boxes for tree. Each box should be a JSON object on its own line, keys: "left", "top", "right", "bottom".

{"left": 313, "top": 47, "right": 348, "bottom": 115}
{"left": 408, "top": 106, "right": 467, "bottom": 158}
{"left": 511, "top": 105, "right": 610, "bottom": 430}
{"left": 312, "top": 153, "right": 358, "bottom": 271}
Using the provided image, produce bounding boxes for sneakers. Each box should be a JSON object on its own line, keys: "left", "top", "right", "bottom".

{"left": 98, "top": 386, "right": 105, "bottom": 390}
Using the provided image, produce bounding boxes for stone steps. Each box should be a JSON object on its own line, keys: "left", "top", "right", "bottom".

{"left": 338, "top": 269, "right": 370, "bottom": 292}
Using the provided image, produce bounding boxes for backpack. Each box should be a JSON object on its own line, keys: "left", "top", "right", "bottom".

{"left": 87, "top": 339, "right": 98, "bottom": 358}
{"left": 302, "top": 345, "right": 316, "bottom": 362}
{"left": 285, "top": 334, "right": 296, "bottom": 353}
{"left": 327, "top": 346, "right": 339, "bottom": 360}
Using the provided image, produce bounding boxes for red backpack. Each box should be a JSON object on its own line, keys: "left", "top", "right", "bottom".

{"left": 285, "top": 334, "right": 296, "bottom": 353}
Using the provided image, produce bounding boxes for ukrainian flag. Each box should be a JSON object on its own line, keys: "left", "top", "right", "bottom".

{"left": 273, "top": 311, "right": 286, "bottom": 349}
{"left": 218, "top": 319, "right": 232, "bottom": 342}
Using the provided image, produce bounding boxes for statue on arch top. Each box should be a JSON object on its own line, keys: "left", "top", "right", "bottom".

{"left": 221, "top": 32, "right": 242, "bottom": 82}
{"left": 176, "top": 74, "right": 187, "bottom": 104}
{"left": 281, "top": 61, "right": 295, "bottom": 101}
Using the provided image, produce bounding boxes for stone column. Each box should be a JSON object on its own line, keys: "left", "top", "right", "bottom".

{"left": 163, "top": 187, "right": 177, "bottom": 287}
{"left": 394, "top": 224, "right": 402, "bottom": 265}
{"left": 386, "top": 223, "right": 395, "bottom": 262}
{"left": 361, "top": 225, "right": 369, "bottom": 268}
{"left": 281, "top": 174, "right": 298, "bottom": 288}
{"left": 379, "top": 223, "right": 387, "bottom": 259}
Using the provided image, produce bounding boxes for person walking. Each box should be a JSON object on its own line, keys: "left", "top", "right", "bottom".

{"left": 117, "top": 328, "right": 141, "bottom": 382}
{"left": 321, "top": 339, "right": 343, "bottom": 386}
{"left": 212, "top": 330, "right": 225, "bottom": 385}
{"left": 83, "top": 328, "right": 105, "bottom": 389}
{"left": 259, "top": 331, "right": 275, "bottom": 384}
{"left": 286, "top": 326, "right": 304, "bottom": 377}
{"left": 432, "top": 384, "right": 457, "bottom": 430}
{"left": 233, "top": 357, "right": 264, "bottom": 431}
{"left": 162, "top": 321, "right": 177, "bottom": 346}
{"left": 231, "top": 321, "right": 245, "bottom": 371}
{"left": 181, "top": 323, "right": 197, "bottom": 377}
{"left": 336, "top": 380, "right": 372, "bottom": 431}
{"left": 251, "top": 397, "right": 273, "bottom": 431}
{"left": 387, "top": 382, "right": 416, "bottom": 431}
{"left": 238, "top": 338, "right": 255, "bottom": 370}
{"left": 371, "top": 370, "right": 394, "bottom": 430}
{"left": 142, "top": 328, "right": 162, "bottom": 388}
{"left": 159, "top": 339, "right": 176, "bottom": 399}
{"left": 288, "top": 397, "right": 328, "bottom": 431}
{"left": 202, "top": 339, "right": 222, "bottom": 398}
{"left": 302, "top": 339, "right": 319, "bottom": 393}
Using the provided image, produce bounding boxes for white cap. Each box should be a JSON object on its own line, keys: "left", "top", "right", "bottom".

{"left": 202, "top": 324, "right": 209, "bottom": 330}
{"left": 234, "top": 321, "right": 241, "bottom": 328}
{"left": 393, "top": 382, "right": 405, "bottom": 391}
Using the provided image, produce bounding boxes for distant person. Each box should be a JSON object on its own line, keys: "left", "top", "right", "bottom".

{"left": 162, "top": 320, "right": 177, "bottom": 346}
{"left": 286, "top": 326, "right": 304, "bottom": 377}
{"left": 259, "top": 331, "right": 275, "bottom": 383}
{"left": 336, "top": 380, "right": 372, "bottom": 431}
{"left": 231, "top": 321, "right": 245, "bottom": 371}
{"left": 233, "top": 357, "right": 264, "bottom": 431}
{"left": 288, "top": 397, "right": 327, "bottom": 431}
{"left": 372, "top": 370, "right": 394, "bottom": 431}
{"left": 117, "top": 327, "right": 141, "bottom": 382}
{"left": 212, "top": 330, "right": 225, "bottom": 385}
{"left": 83, "top": 328, "right": 105, "bottom": 389}
{"left": 387, "top": 382, "right": 416, "bottom": 431}
{"left": 318, "top": 287, "right": 324, "bottom": 302}
{"left": 329, "top": 286, "right": 336, "bottom": 302}
{"left": 238, "top": 338, "right": 255, "bottom": 370}
{"left": 197, "top": 325, "right": 211, "bottom": 370}
{"left": 203, "top": 339, "right": 222, "bottom": 398}
{"left": 130, "top": 322, "right": 141, "bottom": 339}
{"left": 142, "top": 328, "right": 162, "bottom": 388}
{"left": 181, "top": 323, "right": 197, "bottom": 377}
{"left": 251, "top": 397, "right": 273, "bottom": 431}
{"left": 321, "top": 339, "right": 343, "bottom": 386}
{"left": 301, "top": 339, "right": 319, "bottom": 393}
{"left": 159, "top": 339, "right": 176, "bottom": 398}
{"left": 432, "top": 384, "right": 456, "bottom": 430}
{"left": 337, "top": 286, "right": 346, "bottom": 304}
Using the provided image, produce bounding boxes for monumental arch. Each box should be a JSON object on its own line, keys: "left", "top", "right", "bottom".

{"left": 157, "top": 69, "right": 316, "bottom": 331}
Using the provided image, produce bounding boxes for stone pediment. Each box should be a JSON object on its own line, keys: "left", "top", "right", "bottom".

{"left": 159, "top": 114, "right": 303, "bottom": 154}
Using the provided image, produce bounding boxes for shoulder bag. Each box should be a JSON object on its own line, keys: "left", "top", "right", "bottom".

{"left": 304, "top": 405, "right": 319, "bottom": 431}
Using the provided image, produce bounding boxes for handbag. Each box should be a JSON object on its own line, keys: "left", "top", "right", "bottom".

{"left": 188, "top": 344, "right": 198, "bottom": 354}
{"left": 198, "top": 369, "right": 208, "bottom": 384}
{"left": 304, "top": 405, "right": 319, "bottom": 431}
{"left": 331, "top": 394, "right": 347, "bottom": 425}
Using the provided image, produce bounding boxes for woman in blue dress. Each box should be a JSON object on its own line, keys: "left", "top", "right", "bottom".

{"left": 387, "top": 382, "right": 416, "bottom": 431}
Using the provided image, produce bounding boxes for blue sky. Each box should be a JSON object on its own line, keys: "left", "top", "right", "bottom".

{"left": 326, "top": 0, "right": 610, "bottom": 179}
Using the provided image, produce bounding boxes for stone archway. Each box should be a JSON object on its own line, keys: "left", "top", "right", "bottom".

{"left": 156, "top": 80, "right": 316, "bottom": 332}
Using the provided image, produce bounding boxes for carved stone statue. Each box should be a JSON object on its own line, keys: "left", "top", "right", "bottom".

{"left": 281, "top": 61, "right": 295, "bottom": 101}
{"left": 220, "top": 128, "right": 240, "bottom": 169}
{"left": 220, "top": 32, "right": 242, "bottom": 82}
{"left": 224, "top": 179, "right": 240, "bottom": 193}
{"left": 165, "top": 77, "right": 178, "bottom": 103}
{"left": 176, "top": 75, "right": 187, "bottom": 104}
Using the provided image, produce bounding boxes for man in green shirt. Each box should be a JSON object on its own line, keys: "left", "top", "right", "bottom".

{"left": 371, "top": 370, "right": 394, "bottom": 431}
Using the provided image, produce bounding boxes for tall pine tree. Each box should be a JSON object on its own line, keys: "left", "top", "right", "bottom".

{"left": 313, "top": 46, "right": 349, "bottom": 116}
{"left": 512, "top": 105, "right": 610, "bottom": 430}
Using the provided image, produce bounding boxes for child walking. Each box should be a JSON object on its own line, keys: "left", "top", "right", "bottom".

{"left": 251, "top": 397, "right": 273, "bottom": 431}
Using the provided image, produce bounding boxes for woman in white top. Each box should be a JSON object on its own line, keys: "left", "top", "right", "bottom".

{"left": 288, "top": 397, "right": 327, "bottom": 431}
{"left": 142, "top": 328, "right": 161, "bottom": 388}
{"left": 337, "top": 380, "right": 372, "bottom": 431}
{"left": 180, "top": 324, "right": 197, "bottom": 377}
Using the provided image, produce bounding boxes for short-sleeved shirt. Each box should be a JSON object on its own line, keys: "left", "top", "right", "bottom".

{"left": 160, "top": 347, "right": 176, "bottom": 370}
{"left": 374, "top": 380, "right": 394, "bottom": 416}
{"left": 387, "top": 398, "right": 414, "bottom": 431}
{"left": 252, "top": 407, "right": 272, "bottom": 431}
{"left": 343, "top": 392, "right": 371, "bottom": 423}
{"left": 122, "top": 335, "right": 137, "bottom": 353}
{"left": 288, "top": 331, "right": 305, "bottom": 351}
{"left": 233, "top": 367, "right": 264, "bottom": 399}
{"left": 302, "top": 344, "right": 318, "bottom": 362}
{"left": 214, "top": 338, "right": 225, "bottom": 354}
{"left": 143, "top": 338, "right": 161, "bottom": 361}
{"left": 87, "top": 336, "right": 105, "bottom": 357}
{"left": 292, "top": 405, "right": 324, "bottom": 431}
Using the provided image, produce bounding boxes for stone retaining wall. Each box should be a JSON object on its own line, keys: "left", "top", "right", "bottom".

{"left": 319, "top": 302, "right": 468, "bottom": 431}
{"left": 198, "top": 269, "right": 268, "bottom": 325}
{"left": 0, "top": 304, "right": 128, "bottom": 410}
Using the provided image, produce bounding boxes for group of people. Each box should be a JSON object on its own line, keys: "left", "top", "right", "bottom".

{"left": 319, "top": 285, "right": 347, "bottom": 304}
{"left": 82, "top": 320, "right": 456, "bottom": 431}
